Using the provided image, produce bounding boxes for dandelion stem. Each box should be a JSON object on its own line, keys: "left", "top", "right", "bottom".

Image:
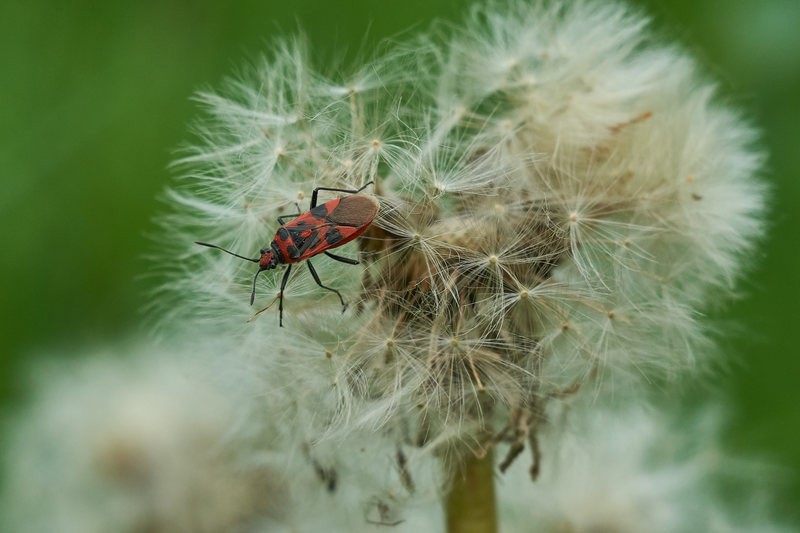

{"left": 445, "top": 448, "right": 497, "bottom": 533}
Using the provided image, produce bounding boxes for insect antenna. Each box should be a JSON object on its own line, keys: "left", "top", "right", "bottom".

{"left": 195, "top": 241, "right": 262, "bottom": 305}
{"left": 250, "top": 270, "right": 261, "bottom": 305}
{"left": 194, "top": 241, "right": 260, "bottom": 263}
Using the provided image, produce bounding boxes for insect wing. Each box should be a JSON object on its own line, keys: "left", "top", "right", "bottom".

{"left": 295, "top": 223, "right": 368, "bottom": 261}
{"left": 280, "top": 195, "right": 378, "bottom": 261}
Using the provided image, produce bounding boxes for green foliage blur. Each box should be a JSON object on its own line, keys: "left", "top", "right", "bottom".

{"left": 2, "top": 0, "right": 798, "bottom": 514}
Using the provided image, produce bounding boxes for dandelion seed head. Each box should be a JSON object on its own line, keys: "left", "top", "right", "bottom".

{"left": 157, "top": 0, "right": 766, "bottom": 478}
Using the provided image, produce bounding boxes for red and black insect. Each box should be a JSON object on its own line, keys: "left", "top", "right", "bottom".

{"left": 196, "top": 182, "right": 377, "bottom": 327}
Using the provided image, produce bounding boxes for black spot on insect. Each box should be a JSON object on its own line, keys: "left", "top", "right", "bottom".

{"left": 325, "top": 228, "right": 343, "bottom": 246}
{"left": 309, "top": 203, "right": 329, "bottom": 218}
{"left": 277, "top": 227, "right": 290, "bottom": 241}
{"left": 303, "top": 232, "right": 321, "bottom": 253}
{"left": 271, "top": 242, "right": 285, "bottom": 262}
{"left": 287, "top": 244, "right": 300, "bottom": 259}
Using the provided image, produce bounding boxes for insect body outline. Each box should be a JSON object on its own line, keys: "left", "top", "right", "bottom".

{"left": 196, "top": 181, "right": 377, "bottom": 326}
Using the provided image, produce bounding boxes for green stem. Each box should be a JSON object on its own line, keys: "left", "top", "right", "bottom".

{"left": 445, "top": 448, "right": 498, "bottom": 533}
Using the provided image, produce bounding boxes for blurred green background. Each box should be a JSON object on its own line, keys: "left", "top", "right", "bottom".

{"left": 1, "top": 0, "right": 798, "bottom": 516}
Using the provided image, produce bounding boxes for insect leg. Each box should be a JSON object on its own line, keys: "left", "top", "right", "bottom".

{"left": 276, "top": 212, "right": 302, "bottom": 225}
{"left": 324, "top": 251, "right": 359, "bottom": 265}
{"left": 306, "top": 260, "right": 347, "bottom": 311}
{"left": 310, "top": 181, "right": 374, "bottom": 208}
{"left": 278, "top": 264, "right": 292, "bottom": 327}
